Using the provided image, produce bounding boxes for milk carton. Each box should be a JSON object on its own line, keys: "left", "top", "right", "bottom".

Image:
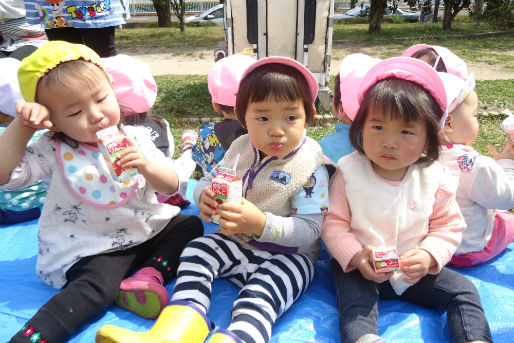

{"left": 211, "top": 169, "right": 242, "bottom": 224}
{"left": 96, "top": 126, "right": 139, "bottom": 182}
{"left": 371, "top": 247, "right": 400, "bottom": 273}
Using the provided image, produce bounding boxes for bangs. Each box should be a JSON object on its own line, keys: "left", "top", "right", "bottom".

{"left": 247, "top": 65, "right": 309, "bottom": 104}
{"left": 37, "top": 60, "right": 109, "bottom": 97}
{"left": 365, "top": 78, "right": 438, "bottom": 123}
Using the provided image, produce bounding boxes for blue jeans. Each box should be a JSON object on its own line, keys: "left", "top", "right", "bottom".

{"left": 331, "top": 260, "right": 492, "bottom": 343}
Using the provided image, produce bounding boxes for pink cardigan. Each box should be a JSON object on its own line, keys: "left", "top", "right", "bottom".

{"left": 321, "top": 169, "right": 465, "bottom": 275}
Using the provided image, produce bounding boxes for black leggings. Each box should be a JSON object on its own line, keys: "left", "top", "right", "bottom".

{"left": 45, "top": 26, "right": 117, "bottom": 57}
{"left": 9, "top": 214, "right": 203, "bottom": 343}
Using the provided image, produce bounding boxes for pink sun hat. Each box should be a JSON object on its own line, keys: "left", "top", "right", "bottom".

{"left": 358, "top": 57, "right": 448, "bottom": 126}
{"left": 339, "top": 53, "right": 382, "bottom": 120}
{"left": 101, "top": 54, "right": 157, "bottom": 115}
{"left": 438, "top": 72, "right": 476, "bottom": 114}
{"left": 208, "top": 54, "right": 256, "bottom": 107}
{"left": 239, "top": 56, "right": 319, "bottom": 101}
{"left": 402, "top": 44, "right": 468, "bottom": 80}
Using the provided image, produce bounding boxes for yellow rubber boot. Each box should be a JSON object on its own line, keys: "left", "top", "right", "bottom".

{"left": 96, "top": 300, "right": 214, "bottom": 343}
{"left": 207, "top": 329, "right": 242, "bottom": 343}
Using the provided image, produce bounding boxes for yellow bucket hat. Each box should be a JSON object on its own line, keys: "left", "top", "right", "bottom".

{"left": 18, "top": 41, "right": 105, "bottom": 102}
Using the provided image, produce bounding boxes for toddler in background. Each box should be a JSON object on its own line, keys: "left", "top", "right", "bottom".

{"left": 97, "top": 56, "right": 335, "bottom": 343}
{"left": 402, "top": 43, "right": 468, "bottom": 79}
{"left": 192, "top": 54, "right": 255, "bottom": 175}
{"left": 319, "top": 53, "right": 380, "bottom": 163}
{"left": 322, "top": 57, "right": 491, "bottom": 343}
{"left": 438, "top": 72, "right": 514, "bottom": 267}
{"left": 2, "top": 41, "right": 203, "bottom": 343}
{"left": 102, "top": 53, "right": 196, "bottom": 207}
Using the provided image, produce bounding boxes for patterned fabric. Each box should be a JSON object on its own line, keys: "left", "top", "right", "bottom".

{"left": 0, "top": 17, "right": 46, "bottom": 52}
{"left": 172, "top": 233, "right": 315, "bottom": 343}
{"left": 0, "top": 128, "right": 47, "bottom": 213}
{"left": 57, "top": 140, "right": 138, "bottom": 208}
{"left": 24, "top": 0, "right": 128, "bottom": 29}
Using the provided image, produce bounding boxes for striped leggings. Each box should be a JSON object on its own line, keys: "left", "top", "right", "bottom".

{"left": 171, "top": 233, "right": 315, "bottom": 343}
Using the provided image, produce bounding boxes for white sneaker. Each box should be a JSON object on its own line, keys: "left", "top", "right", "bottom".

{"left": 181, "top": 130, "right": 198, "bottom": 152}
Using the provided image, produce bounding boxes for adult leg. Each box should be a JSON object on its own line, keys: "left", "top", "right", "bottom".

{"left": 226, "top": 253, "right": 314, "bottom": 343}
{"left": 331, "top": 260, "right": 380, "bottom": 343}
{"left": 399, "top": 267, "right": 492, "bottom": 343}
{"left": 80, "top": 26, "right": 117, "bottom": 57}
{"left": 9, "top": 251, "right": 138, "bottom": 343}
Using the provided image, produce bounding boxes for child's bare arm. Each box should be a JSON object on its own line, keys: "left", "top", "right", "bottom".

{"left": 0, "top": 103, "right": 52, "bottom": 184}
{"left": 488, "top": 139, "right": 514, "bottom": 161}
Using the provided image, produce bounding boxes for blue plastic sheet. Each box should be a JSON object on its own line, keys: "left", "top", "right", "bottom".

{"left": 0, "top": 179, "right": 512, "bottom": 342}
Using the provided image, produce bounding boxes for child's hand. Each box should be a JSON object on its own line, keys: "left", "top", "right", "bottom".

{"left": 350, "top": 245, "right": 392, "bottom": 283}
{"left": 198, "top": 186, "right": 217, "bottom": 223}
{"left": 116, "top": 137, "right": 149, "bottom": 173}
{"left": 216, "top": 198, "right": 266, "bottom": 237}
{"left": 399, "top": 248, "right": 433, "bottom": 284}
{"left": 488, "top": 139, "right": 514, "bottom": 161}
{"left": 15, "top": 102, "right": 53, "bottom": 130}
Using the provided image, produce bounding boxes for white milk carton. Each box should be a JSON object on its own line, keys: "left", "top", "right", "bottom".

{"left": 96, "top": 126, "right": 138, "bottom": 182}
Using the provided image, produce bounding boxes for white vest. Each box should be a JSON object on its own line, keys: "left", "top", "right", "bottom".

{"left": 339, "top": 152, "right": 444, "bottom": 256}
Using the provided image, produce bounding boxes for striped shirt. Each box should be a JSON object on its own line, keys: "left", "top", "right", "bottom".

{"left": 24, "top": 0, "right": 129, "bottom": 29}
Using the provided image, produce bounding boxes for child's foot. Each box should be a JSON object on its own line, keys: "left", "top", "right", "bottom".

{"left": 115, "top": 267, "right": 169, "bottom": 319}
{"left": 181, "top": 130, "right": 198, "bottom": 152}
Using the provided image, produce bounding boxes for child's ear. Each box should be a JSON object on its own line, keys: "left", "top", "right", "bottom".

{"left": 444, "top": 114, "right": 454, "bottom": 134}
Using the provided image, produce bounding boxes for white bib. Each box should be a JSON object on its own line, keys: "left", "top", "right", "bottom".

{"left": 56, "top": 140, "right": 138, "bottom": 208}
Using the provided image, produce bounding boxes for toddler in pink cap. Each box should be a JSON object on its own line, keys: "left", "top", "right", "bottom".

{"left": 319, "top": 53, "right": 381, "bottom": 163}
{"left": 403, "top": 43, "right": 468, "bottom": 80}
{"left": 437, "top": 72, "right": 514, "bottom": 267}
{"left": 321, "top": 57, "right": 491, "bottom": 343}
{"left": 97, "top": 56, "right": 336, "bottom": 343}
{"left": 191, "top": 54, "right": 256, "bottom": 175}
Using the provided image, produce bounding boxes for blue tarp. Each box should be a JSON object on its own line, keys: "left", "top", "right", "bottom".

{"left": 1, "top": 179, "right": 513, "bottom": 342}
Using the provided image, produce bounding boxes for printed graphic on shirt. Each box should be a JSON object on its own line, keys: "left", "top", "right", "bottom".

{"left": 192, "top": 122, "right": 226, "bottom": 174}
{"left": 457, "top": 153, "right": 477, "bottom": 172}
{"left": 269, "top": 170, "right": 291, "bottom": 185}
{"left": 291, "top": 166, "right": 330, "bottom": 214}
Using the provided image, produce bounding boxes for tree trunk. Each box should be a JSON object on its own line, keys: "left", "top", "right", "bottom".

{"left": 442, "top": 3, "right": 453, "bottom": 29}
{"left": 368, "top": 0, "right": 387, "bottom": 33}
{"left": 170, "top": 0, "right": 186, "bottom": 32}
{"left": 433, "top": 0, "right": 440, "bottom": 22}
{"left": 152, "top": 0, "right": 172, "bottom": 27}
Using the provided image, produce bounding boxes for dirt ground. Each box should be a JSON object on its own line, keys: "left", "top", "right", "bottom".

{"left": 120, "top": 44, "right": 514, "bottom": 81}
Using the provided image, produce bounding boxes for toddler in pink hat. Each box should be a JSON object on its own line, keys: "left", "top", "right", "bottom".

{"left": 319, "top": 53, "right": 381, "bottom": 163}
{"left": 402, "top": 43, "right": 468, "bottom": 80}
{"left": 437, "top": 72, "right": 514, "bottom": 268}
{"left": 191, "top": 54, "right": 255, "bottom": 176}
{"left": 322, "top": 57, "right": 491, "bottom": 343}
{"left": 102, "top": 54, "right": 196, "bottom": 206}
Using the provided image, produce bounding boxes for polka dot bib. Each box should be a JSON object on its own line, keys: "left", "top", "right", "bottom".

{"left": 56, "top": 140, "right": 139, "bottom": 208}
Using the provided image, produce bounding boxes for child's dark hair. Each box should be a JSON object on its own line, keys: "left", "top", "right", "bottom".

{"left": 411, "top": 48, "right": 447, "bottom": 73}
{"left": 349, "top": 78, "right": 441, "bottom": 164}
{"left": 333, "top": 73, "right": 341, "bottom": 109}
{"left": 215, "top": 103, "right": 235, "bottom": 116}
{"left": 235, "top": 63, "right": 315, "bottom": 127}
{"left": 36, "top": 60, "right": 123, "bottom": 148}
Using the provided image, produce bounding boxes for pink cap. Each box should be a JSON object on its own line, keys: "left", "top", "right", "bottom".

{"left": 338, "top": 53, "right": 381, "bottom": 120}
{"left": 438, "top": 72, "right": 476, "bottom": 114}
{"left": 402, "top": 44, "right": 468, "bottom": 80}
{"left": 358, "top": 57, "right": 447, "bottom": 121}
{"left": 101, "top": 54, "right": 157, "bottom": 115}
{"left": 239, "top": 56, "right": 319, "bottom": 101}
{"left": 208, "top": 54, "right": 255, "bottom": 107}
